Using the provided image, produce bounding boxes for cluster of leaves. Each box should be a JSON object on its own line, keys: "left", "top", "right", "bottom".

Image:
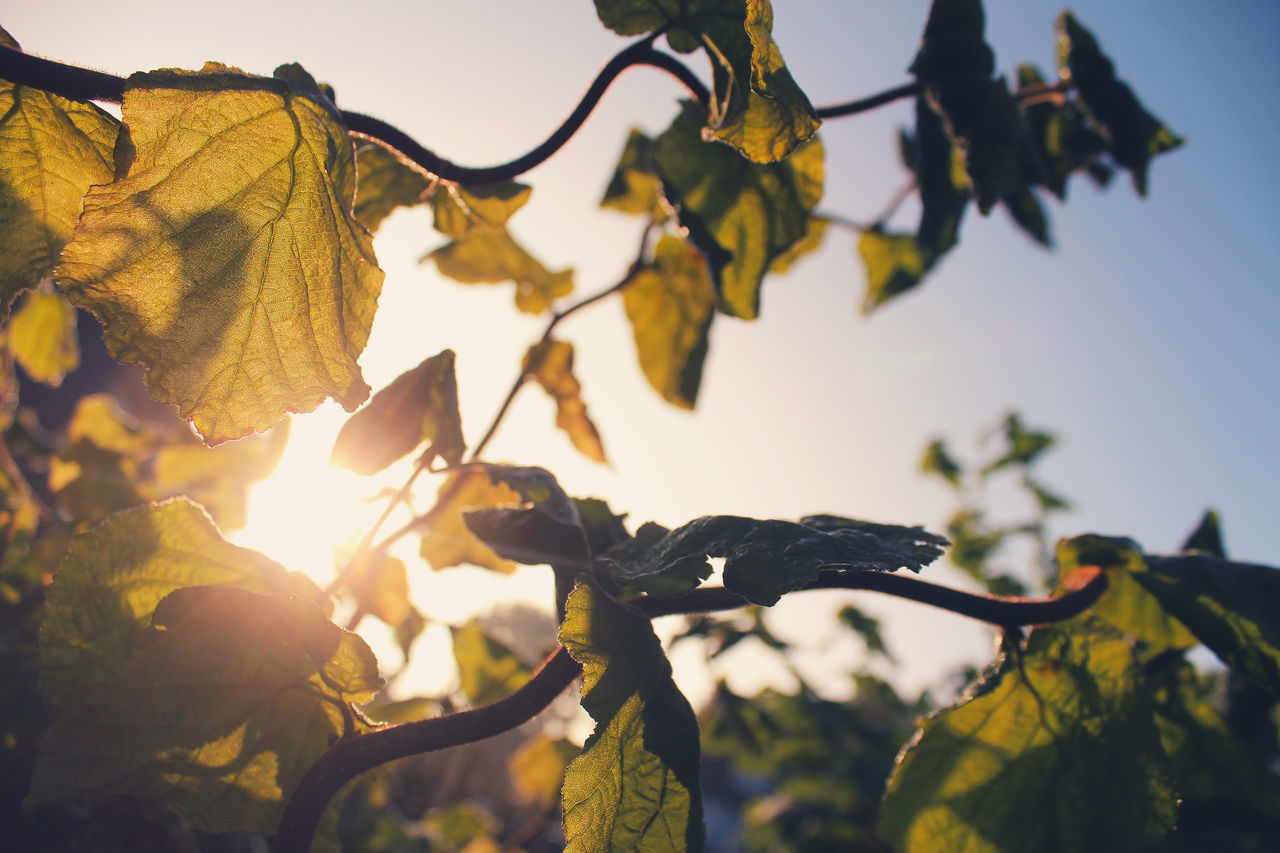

{"left": 0, "top": 1, "right": 1272, "bottom": 853}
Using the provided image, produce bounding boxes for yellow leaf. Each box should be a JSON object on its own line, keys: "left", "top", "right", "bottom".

{"left": 56, "top": 62, "right": 383, "bottom": 443}
{"left": 419, "top": 470, "right": 521, "bottom": 573}
{"left": 429, "top": 228, "right": 572, "bottom": 315}
{"left": 523, "top": 339, "right": 606, "bottom": 463}
{"left": 6, "top": 287, "right": 79, "bottom": 385}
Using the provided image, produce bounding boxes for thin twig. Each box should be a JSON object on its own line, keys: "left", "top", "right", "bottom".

{"left": 815, "top": 81, "right": 921, "bottom": 119}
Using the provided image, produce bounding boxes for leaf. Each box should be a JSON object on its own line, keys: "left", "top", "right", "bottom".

{"left": 881, "top": 619, "right": 1176, "bottom": 852}
{"left": 560, "top": 583, "right": 705, "bottom": 853}
{"left": 920, "top": 438, "right": 962, "bottom": 487}
{"left": 1180, "top": 508, "right": 1225, "bottom": 558}
{"left": 982, "top": 412, "right": 1055, "bottom": 474}
{"left": 910, "top": 97, "right": 970, "bottom": 262}
{"left": 509, "top": 735, "right": 579, "bottom": 811}
{"left": 29, "top": 585, "right": 381, "bottom": 834}
{"left": 523, "top": 339, "right": 606, "bottom": 464}
{"left": 428, "top": 228, "right": 572, "bottom": 314}
{"left": 451, "top": 620, "right": 531, "bottom": 706}
{"left": 37, "top": 497, "right": 319, "bottom": 708}
{"left": 330, "top": 349, "right": 465, "bottom": 476}
{"left": 598, "top": 514, "right": 947, "bottom": 606}
{"left": 623, "top": 236, "right": 716, "bottom": 409}
{"left": 766, "top": 214, "right": 826, "bottom": 275}
{"left": 6, "top": 287, "right": 79, "bottom": 385}
{"left": 1001, "top": 186, "right": 1053, "bottom": 247}
{"left": 858, "top": 227, "right": 931, "bottom": 314}
{"left": 601, "top": 129, "right": 666, "bottom": 219}
{"left": 431, "top": 181, "right": 532, "bottom": 238}
{"left": 346, "top": 551, "right": 413, "bottom": 628}
{"left": 1056, "top": 13, "right": 1184, "bottom": 196}
{"left": 418, "top": 469, "right": 522, "bottom": 573}
{"left": 1016, "top": 64, "right": 1108, "bottom": 200}
{"left": 55, "top": 62, "right": 383, "bottom": 443}
{"left": 352, "top": 142, "right": 431, "bottom": 231}
{"left": 1135, "top": 553, "right": 1280, "bottom": 692}
{"left": 0, "top": 27, "right": 118, "bottom": 316}
{"left": 653, "top": 101, "right": 823, "bottom": 319}
{"left": 1056, "top": 535, "right": 1196, "bottom": 654}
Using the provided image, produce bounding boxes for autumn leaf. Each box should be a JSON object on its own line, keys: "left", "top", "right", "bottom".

{"left": 523, "top": 339, "right": 606, "bottom": 463}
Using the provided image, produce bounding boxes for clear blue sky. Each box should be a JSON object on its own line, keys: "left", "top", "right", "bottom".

{"left": 7, "top": 1, "right": 1278, "bottom": 694}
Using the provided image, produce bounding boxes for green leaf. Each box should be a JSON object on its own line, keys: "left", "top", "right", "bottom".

{"left": 858, "top": 227, "right": 931, "bottom": 314}
{"left": 598, "top": 514, "right": 947, "bottom": 606}
{"left": 601, "top": 129, "right": 666, "bottom": 220}
{"left": 428, "top": 227, "right": 573, "bottom": 314}
{"left": 55, "top": 62, "right": 383, "bottom": 443}
{"left": 653, "top": 101, "right": 823, "bottom": 319}
{"left": 1001, "top": 186, "right": 1052, "bottom": 247}
{"left": 418, "top": 469, "right": 522, "bottom": 573}
{"left": 911, "top": 97, "right": 969, "bottom": 262}
{"left": 920, "top": 438, "right": 962, "bottom": 487}
{"left": 509, "top": 735, "right": 580, "bottom": 811}
{"left": 37, "top": 497, "right": 319, "bottom": 708}
{"left": 560, "top": 583, "right": 705, "bottom": 853}
{"left": 1180, "top": 508, "right": 1225, "bottom": 558}
{"left": 451, "top": 620, "right": 531, "bottom": 706}
{"left": 329, "top": 348, "right": 465, "bottom": 476}
{"left": 1016, "top": 64, "right": 1108, "bottom": 200}
{"left": 6, "top": 286, "right": 78, "bottom": 385}
{"left": 881, "top": 619, "right": 1176, "bottom": 852}
{"left": 1056, "top": 13, "right": 1184, "bottom": 196}
{"left": 982, "top": 412, "right": 1055, "bottom": 474}
{"left": 431, "top": 181, "right": 532, "bottom": 238}
{"left": 837, "top": 604, "right": 891, "bottom": 660}
{"left": 523, "top": 339, "right": 606, "bottom": 464}
{"left": 29, "top": 585, "right": 381, "bottom": 834}
{"left": 352, "top": 142, "right": 431, "bottom": 232}
{"left": 1135, "top": 553, "right": 1280, "bottom": 692}
{"left": 0, "top": 27, "right": 118, "bottom": 316}
{"left": 1056, "top": 535, "right": 1196, "bottom": 654}
{"left": 623, "top": 235, "right": 716, "bottom": 409}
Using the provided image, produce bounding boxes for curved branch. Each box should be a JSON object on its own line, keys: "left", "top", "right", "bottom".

{"left": 274, "top": 567, "right": 1107, "bottom": 852}
{"left": 816, "top": 81, "right": 920, "bottom": 119}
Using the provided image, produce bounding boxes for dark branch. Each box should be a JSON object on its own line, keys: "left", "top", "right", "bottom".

{"left": 816, "top": 81, "right": 920, "bottom": 119}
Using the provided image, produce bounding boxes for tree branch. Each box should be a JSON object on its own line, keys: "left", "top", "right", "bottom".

{"left": 815, "top": 82, "right": 921, "bottom": 119}
{"left": 272, "top": 567, "right": 1108, "bottom": 852}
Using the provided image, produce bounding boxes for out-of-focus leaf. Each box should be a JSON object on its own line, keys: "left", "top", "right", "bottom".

{"left": 1057, "top": 13, "right": 1184, "bottom": 196}
{"left": 601, "top": 129, "right": 666, "bottom": 220}
{"left": 29, "top": 585, "right": 381, "bottom": 834}
{"left": 653, "top": 101, "right": 823, "bottom": 319}
{"left": 1001, "top": 186, "right": 1052, "bottom": 247}
{"left": 330, "top": 349, "right": 465, "bottom": 476}
{"left": 451, "top": 620, "right": 531, "bottom": 706}
{"left": 1136, "top": 553, "right": 1280, "bottom": 692}
{"left": 1180, "top": 509, "right": 1225, "bottom": 558}
{"left": 623, "top": 235, "right": 716, "bottom": 409}
{"left": 37, "top": 498, "right": 319, "bottom": 708}
{"left": 920, "top": 438, "right": 962, "bottom": 487}
{"left": 1056, "top": 535, "right": 1196, "bottom": 654}
{"left": 523, "top": 339, "right": 606, "bottom": 464}
{"left": 767, "top": 214, "right": 827, "bottom": 275}
{"left": 560, "top": 583, "right": 705, "bottom": 853}
{"left": 428, "top": 228, "right": 572, "bottom": 314}
{"left": 0, "top": 27, "right": 118, "bottom": 315}
{"left": 882, "top": 619, "right": 1176, "bottom": 851}
{"left": 858, "top": 227, "right": 931, "bottom": 314}
{"left": 352, "top": 142, "right": 431, "bottom": 232}
{"left": 1016, "top": 64, "right": 1108, "bottom": 200}
{"left": 509, "top": 735, "right": 579, "bottom": 811}
{"left": 419, "top": 470, "right": 522, "bottom": 573}
{"left": 838, "top": 605, "right": 891, "bottom": 660}
{"left": 599, "top": 514, "right": 946, "bottom": 606}
{"left": 1026, "top": 478, "right": 1070, "bottom": 513}
{"left": 982, "top": 412, "right": 1055, "bottom": 474}
{"left": 431, "top": 181, "right": 532, "bottom": 238}
{"left": 910, "top": 97, "right": 969, "bottom": 263}
{"left": 6, "top": 288, "right": 79, "bottom": 385}
{"left": 56, "top": 63, "right": 383, "bottom": 443}
{"left": 347, "top": 551, "right": 412, "bottom": 628}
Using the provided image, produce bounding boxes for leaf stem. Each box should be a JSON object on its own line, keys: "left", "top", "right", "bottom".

{"left": 815, "top": 82, "right": 921, "bottom": 119}
{"left": 273, "top": 568, "right": 1108, "bottom": 852}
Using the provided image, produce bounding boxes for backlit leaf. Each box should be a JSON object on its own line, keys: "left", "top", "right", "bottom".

{"left": 330, "top": 349, "right": 465, "bottom": 476}
{"left": 858, "top": 227, "right": 931, "bottom": 314}
{"left": 623, "top": 235, "right": 716, "bottom": 409}
{"left": 1136, "top": 553, "right": 1280, "bottom": 692}
{"left": 882, "top": 619, "right": 1176, "bottom": 852}
{"left": 431, "top": 181, "right": 532, "bottom": 238}
{"left": 352, "top": 142, "right": 431, "bottom": 232}
{"left": 37, "top": 498, "right": 319, "bottom": 708}
{"left": 509, "top": 735, "right": 579, "bottom": 811}
{"left": 29, "top": 585, "right": 381, "bottom": 834}
{"left": 1057, "top": 13, "right": 1184, "bottom": 196}
{"left": 523, "top": 339, "right": 606, "bottom": 464}
{"left": 346, "top": 551, "right": 413, "bottom": 629}
{"left": 1056, "top": 535, "right": 1196, "bottom": 654}
{"left": 560, "top": 583, "right": 705, "bottom": 853}
{"left": 598, "top": 514, "right": 947, "bottom": 606}
{"left": 601, "top": 129, "right": 666, "bottom": 219}
{"left": 56, "top": 62, "right": 383, "bottom": 443}
{"left": 6, "top": 286, "right": 78, "bottom": 385}
{"left": 766, "top": 214, "right": 826, "bottom": 275}
{"left": 920, "top": 438, "right": 962, "bottom": 487}
{"left": 451, "top": 620, "right": 531, "bottom": 706}
{"left": 429, "top": 228, "right": 572, "bottom": 314}
{"left": 0, "top": 27, "right": 118, "bottom": 316}
{"left": 419, "top": 469, "right": 521, "bottom": 573}
{"left": 653, "top": 101, "right": 823, "bottom": 319}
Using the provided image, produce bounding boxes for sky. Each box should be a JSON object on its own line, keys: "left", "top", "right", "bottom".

{"left": 6, "top": 1, "right": 1279, "bottom": 699}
